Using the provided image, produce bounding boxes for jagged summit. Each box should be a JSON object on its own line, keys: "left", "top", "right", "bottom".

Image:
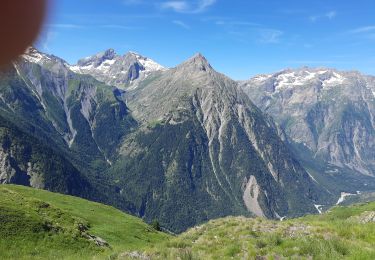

{"left": 24, "top": 46, "right": 39, "bottom": 54}
{"left": 22, "top": 46, "right": 51, "bottom": 64}
{"left": 69, "top": 48, "right": 165, "bottom": 87}
{"left": 22, "top": 47, "right": 69, "bottom": 67}
{"left": 127, "top": 51, "right": 143, "bottom": 57}
{"left": 103, "top": 48, "right": 117, "bottom": 57}
{"left": 247, "top": 67, "right": 352, "bottom": 92}
{"left": 76, "top": 48, "right": 117, "bottom": 68}
{"left": 177, "top": 52, "right": 212, "bottom": 72}
{"left": 125, "top": 51, "right": 165, "bottom": 73}
{"left": 192, "top": 52, "right": 207, "bottom": 60}
{"left": 251, "top": 67, "right": 365, "bottom": 83}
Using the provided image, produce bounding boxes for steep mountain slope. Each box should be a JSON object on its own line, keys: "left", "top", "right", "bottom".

{"left": 110, "top": 54, "right": 334, "bottom": 232}
{"left": 70, "top": 49, "right": 166, "bottom": 88}
{"left": 0, "top": 48, "right": 140, "bottom": 211}
{"left": 0, "top": 114, "right": 91, "bottom": 195}
{"left": 0, "top": 185, "right": 168, "bottom": 260}
{"left": 0, "top": 61, "right": 93, "bottom": 195}
{"left": 240, "top": 68, "right": 375, "bottom": 191}
{"left": 18, "top": 47, "right": 137, "bottom": 165}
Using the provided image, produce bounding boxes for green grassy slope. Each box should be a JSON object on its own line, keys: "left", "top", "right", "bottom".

{"left": 0, "top": 185, "right": 169, "bottom": 260}
{"left": 141, "top": 202, "right": 375, "bottom": 259}
{"left": 2, "top": 184, "right": 374, "bottom": 260}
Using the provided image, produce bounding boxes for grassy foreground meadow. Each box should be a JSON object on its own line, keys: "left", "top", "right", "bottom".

{"left": 0, "top": 185, "right": 169, "bottom": 259}
{"left": 1, "top": 185, "right": 375, "bottom": 259}
{"left": 145, "top": 205, "right": 375, "bottom": 260}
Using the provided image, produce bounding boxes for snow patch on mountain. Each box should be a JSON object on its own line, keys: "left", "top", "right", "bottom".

{"left": 23, "top": 47, "right": 51, "bottom": 64}
{"left": 129, "top": 51, "right": 165, "bottom": 73}
{"left": 249, "top": 69, "right": 349, "bottom": 93}
{"left": 322, "top": 72, "right": 345, "bottom": 87}
{"left": 69, "top": 49, "right": 166, "bottom": 88}
{"left": 275, "top": 71, "right": 318, "bottom": 90}
{"left": 253, "top": 74, "right": 272, "bottom": 82}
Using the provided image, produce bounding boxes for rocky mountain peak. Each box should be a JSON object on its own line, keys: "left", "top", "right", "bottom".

{"left": 68, "top": 49, "right": 165, "bottom": 87}
{"left": 192, "top": 52, "right": 206, "bottom": 60}
{"left": 127, "top": 51, "right": 143, "bottom": 59}
{"left": 103, "top": 48, "right": 117, "bottom": 58}
{"left": 24, "top": 46, "right": 39, "bottom": 55}
{"left": 96, "top": 48, "right": 117, "bottom": 61}
{"left": 22, "top": 46, "right": 52, "bottom": 64}
{"left": 76, "top": 48, "right": 118, "bottom": 68}
{"left": 125, "top": 51, "right": 165, "bottom": 72}
{"left": 177, "top": 53, "right": 212, "bottom": 72}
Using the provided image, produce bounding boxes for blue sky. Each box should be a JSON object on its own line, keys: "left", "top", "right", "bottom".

{"left": 37, "top": 0, "right": 375, "bottom": 79}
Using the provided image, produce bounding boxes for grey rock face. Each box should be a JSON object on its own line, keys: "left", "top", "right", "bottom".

{"left": 19, "top": 48, "right": 136, "bottom": 160}
{"left": 77, "top": 49, "right": 117, "bottom": 67}
{"left": 0, "top": 143, "right": 44, "bottom": 189}
{"left": 240, "top": 68, "right": 375, "bottom": 177}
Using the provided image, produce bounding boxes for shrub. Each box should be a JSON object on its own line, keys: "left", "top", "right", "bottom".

{"left": 151, "top": 219, "right": 161, "bottom": 231}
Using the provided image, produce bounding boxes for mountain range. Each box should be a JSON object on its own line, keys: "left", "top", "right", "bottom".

{"left": 0, "top": 47, "right": 374, "bottom": 232}
{"left": 240, "top": 68, "right": 375, "bottom": 194}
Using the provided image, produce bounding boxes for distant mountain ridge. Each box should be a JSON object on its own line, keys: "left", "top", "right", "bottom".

{"left": 69, "top": 49, "right": 166, "bottom": 88}
{"left": 240, "top": 68, "right": 375, "bottom": 177}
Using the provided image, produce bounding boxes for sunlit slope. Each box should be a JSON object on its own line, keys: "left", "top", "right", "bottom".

{"left": 0, "top": 185, "right": 169, "bottom": 260}
{"left": 140, "top": 202, "right": 375, "bottom": 259}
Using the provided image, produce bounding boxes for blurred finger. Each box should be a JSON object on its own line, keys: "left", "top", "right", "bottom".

{"left": 0, "top": 0, "right": 47, "bottom": 67}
